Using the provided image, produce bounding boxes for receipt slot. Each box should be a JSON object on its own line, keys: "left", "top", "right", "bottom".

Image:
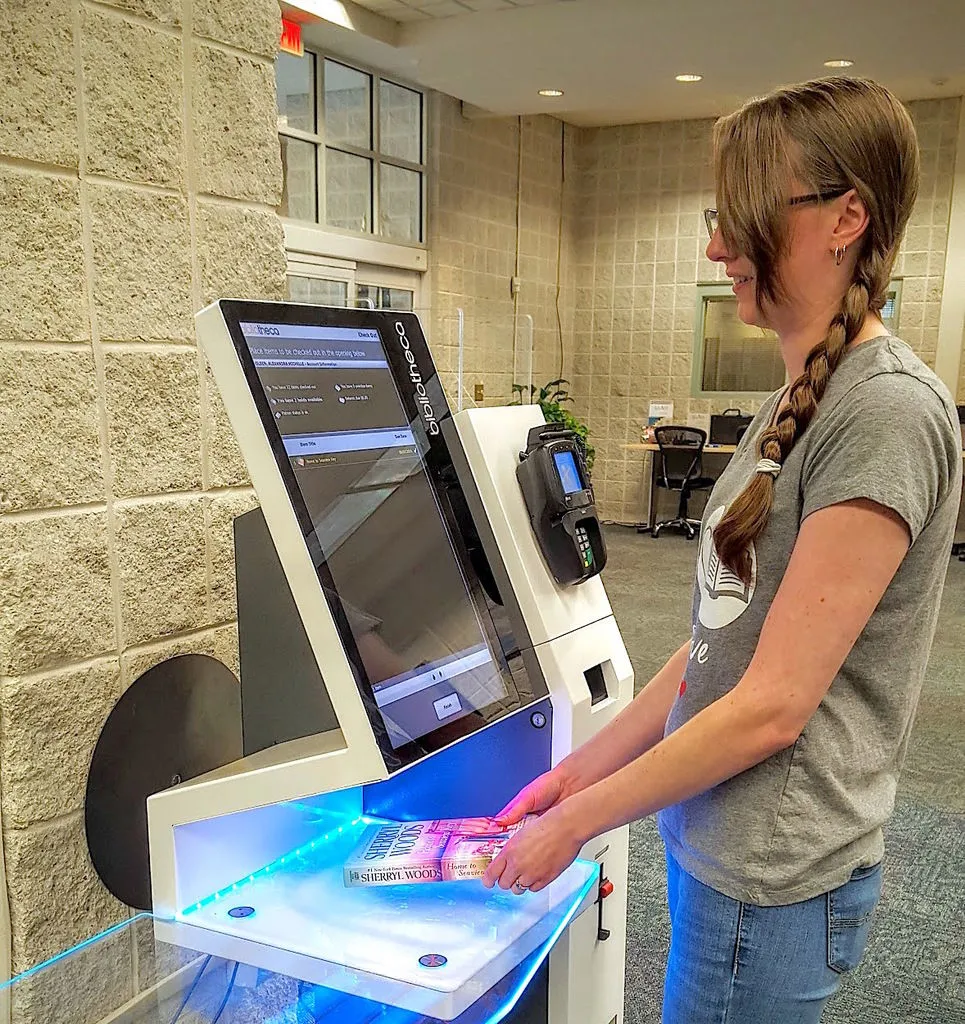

{"left": 516, "top": 423, "right": 606, "bottom": 586}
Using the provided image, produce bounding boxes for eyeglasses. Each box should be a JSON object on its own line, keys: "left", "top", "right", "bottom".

{"left": 703, "top": 188, "right": 851, "bottom": 238}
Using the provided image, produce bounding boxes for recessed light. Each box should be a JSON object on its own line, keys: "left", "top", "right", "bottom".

{"left": 823, "top": 59, "right": 854, "bottom": 68}
{"left": 538, "top": 89, "right": 564, "bottom": 98}
{"left": 675, "top": 74, "right": 703, "bottom": 83}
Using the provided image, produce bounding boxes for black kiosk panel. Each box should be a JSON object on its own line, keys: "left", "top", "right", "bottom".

{"left": 220, "top": 301, "right": 544, "bottom": 771}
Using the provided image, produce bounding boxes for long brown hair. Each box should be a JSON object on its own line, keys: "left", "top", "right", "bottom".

{"left": 712, "top": 77, "right": 920, "bottom": 583}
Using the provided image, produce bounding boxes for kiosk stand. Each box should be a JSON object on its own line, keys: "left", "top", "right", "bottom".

{"left": 139, "top": 301, "right": 633, "bottom": 1023}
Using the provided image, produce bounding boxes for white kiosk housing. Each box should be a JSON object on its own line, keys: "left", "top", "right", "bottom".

{"left": 146, "top": 301, "right": 634, "bottom": 1023}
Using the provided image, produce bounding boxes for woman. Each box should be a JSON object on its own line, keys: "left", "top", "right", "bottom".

{"left": 482, "top": 77, "right": 963, "bottom": 1022}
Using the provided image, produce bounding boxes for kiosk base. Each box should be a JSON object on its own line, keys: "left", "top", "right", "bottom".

{"left": 158, "top": 808, "right": 598, "bottom": 1021}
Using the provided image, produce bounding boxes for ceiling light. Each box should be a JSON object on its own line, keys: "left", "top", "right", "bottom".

{"left": 823, "top": 59, "right": 854, "bottom": 68}
{"left": 538, "top": 89, "right": 564, "bottom": 98}
{"left": 675, "top": 74, "right": 703, "bottom": 83}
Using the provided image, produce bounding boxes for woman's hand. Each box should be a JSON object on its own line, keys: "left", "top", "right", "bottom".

{"left": 482, "top": 802, "right": 585, "bottom": 894}
{"left": 494, "top": 763, "right": 582, "bottom": 827}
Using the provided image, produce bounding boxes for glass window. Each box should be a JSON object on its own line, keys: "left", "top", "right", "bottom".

{"left": 276, "top": 52, "right": 315, "bottom": 133}
{"left": 699, "top": 295, "right": 784, "bottom": 394}
{"left": 379, "top": 164, "right": 421, "bottom": 244}
{"left": 324, "top": 60, "right": 372, "bottom": 150}
{"left": 287, "top": 276, "right": 350, "bottom": 306}
{"left": 356, "top": 284, "right": 415, "bottom": 310}
{"left": 280, "top": 137, "right": 317, "bottom": 222}
{"left": 380, "top": 80, "right": 422, "bottom": 164}
{"left": 275, "top": 51, "right": 426, "bottom": 245}
{"left": 325, "top": 150, "right": 373, "bottom": 234}
{"left": 693, "top": 279, "right": 904, "bottom": 396}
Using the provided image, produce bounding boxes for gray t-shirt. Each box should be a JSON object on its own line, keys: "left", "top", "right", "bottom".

{"left": 657, "top": 336, "right": 963, "bottom": 906}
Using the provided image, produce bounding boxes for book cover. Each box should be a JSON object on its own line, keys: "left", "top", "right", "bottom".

{"left": 343, "top": 816, "right": 528, "bottom": 888}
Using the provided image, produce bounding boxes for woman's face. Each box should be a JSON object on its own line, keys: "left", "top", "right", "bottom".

{"left": 705, "top": 188, "right": 849, "bottom": 334}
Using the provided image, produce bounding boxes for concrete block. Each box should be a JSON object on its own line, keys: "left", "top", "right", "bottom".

{"left": 97, "top": 0, "right": 181, "bottom": 25}
{"left": 1, "top": 660, "right": 121, "bottom": 828}
{"left": 194, "top": 0, "right": 280, "bottom": 57}
{"left": 197, "top": 201, "right": 286, "bottom": 306}
{"left": 121, "top": 622, "right": 240, "bottom": 689}
{"left": 105, "top": 350, "right": 202, "bottom": 497}
{"left": 205, "top": 375, "right": 251, "bottom": 488}
{"left": 82, "top": 8, "right": 183, "bottom": 187}
{"left": 116, "top": 498, "right": 208, "bottom": 645}
{"left": 89, "top": 185, "right": 193, "bottom": 342}
{"left": 0, "top": 513, "right": 115, "bottom": 676}
{"left": 193, "top": 46, "right": 282, "bottom": 203}
{"left": 10, "top": 928, "right": 133, "bottom": 1024}
{"left": 0, "top": 168, "right": 87, "bottom": 342}
{"left": 4, "top": 814, "right": 129, "bottom": 973}
{"left": 132, "top": 914, "right": 201, "bottom": 998}
{"left": 0, "top": 0, "right": 77, "bottom": 166}
{"left": 208, "top": 491, "right": 260, "bottom": 622}
{"left": 0, "top": 347, "right": 103, "bottom": 513}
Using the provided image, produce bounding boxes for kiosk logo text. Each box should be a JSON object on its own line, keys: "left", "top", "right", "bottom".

{"left": 395, "top": 321, "right": 439, "bottom": 435}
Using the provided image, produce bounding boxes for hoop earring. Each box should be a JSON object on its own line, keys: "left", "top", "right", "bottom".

{"left": 834, "top": 244, "right": 847, "bottom": 266}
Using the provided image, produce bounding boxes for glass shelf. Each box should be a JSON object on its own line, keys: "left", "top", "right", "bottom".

{"left": 1, "top": 858, "right": 598, "bottom": 1024}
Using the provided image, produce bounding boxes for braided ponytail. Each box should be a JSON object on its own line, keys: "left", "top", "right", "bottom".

{"left": 709, "top": 77, "right": 920, "bottom": 584}
{"left": 714, "top": 280, "right": 870, "bottom": 583}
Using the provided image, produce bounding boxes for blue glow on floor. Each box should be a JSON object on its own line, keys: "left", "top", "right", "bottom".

{"left": 0, "top": 913, "right": 151, "bottom": 990}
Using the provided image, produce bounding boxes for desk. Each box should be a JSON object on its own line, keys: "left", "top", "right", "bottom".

{"left": 624, "top": 442, "right": 737, "bottom": 534}
{"left": 626, "top": 446, "right": 965, "bottom": 547}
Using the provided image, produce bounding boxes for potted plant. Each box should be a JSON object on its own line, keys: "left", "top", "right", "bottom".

{"left": 511, "top": 378, "right": 594, "bottom": 474}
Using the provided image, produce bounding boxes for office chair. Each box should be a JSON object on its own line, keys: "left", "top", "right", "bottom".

{"left": 651, "top": 426, "right": 716, "bottom": 540}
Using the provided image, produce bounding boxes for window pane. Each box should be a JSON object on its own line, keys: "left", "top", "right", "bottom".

{"left": 326, "top": 149, "right": 372, "bottom": 233}
{"left": 357, "top": 284, "right": 415, "bottom": 310}
{"left": 276, "top": 52, "right": 315, "bottom": 134}
{"left": 324, "top": 60, "right": 371, "bottom": 150}
{"left": 280, "top": 136, "right": 317, "bottom": 222}
{"left": 287, "top": 276, "right": 349, "bottom": 306}
{"left": 380, "top": 80, "right": 422, "bottom": 164}
{"left": 701, "top": 297, "right": 784, "bottom": 393}
{"left": 379, "top": 163, "right": 421, "bottom": 243}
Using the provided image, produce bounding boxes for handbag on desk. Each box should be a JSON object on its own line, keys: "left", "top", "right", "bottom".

{"left": 710, "top": 408, "right": 753, "bottom": 445}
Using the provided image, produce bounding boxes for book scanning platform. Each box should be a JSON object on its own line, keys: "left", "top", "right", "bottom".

{"left": 79, "top": 302, "right": 636, "bottom": 1023}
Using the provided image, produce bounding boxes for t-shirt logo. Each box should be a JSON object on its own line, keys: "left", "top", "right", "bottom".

{"left": 696, "top": 506, "right": 757, "bottom": 630}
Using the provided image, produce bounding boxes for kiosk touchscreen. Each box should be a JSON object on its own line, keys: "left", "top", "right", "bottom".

{"left": 224, "top": 302, "right": 545, "bottom": 770}
{"left": 144, "top": 300, "right": 633, "bottom": 1024}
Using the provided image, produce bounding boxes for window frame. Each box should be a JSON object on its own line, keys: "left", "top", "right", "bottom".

{"left": 690, "top": 279, "right": 905, "bottom": 399}
{"left": 285, "top": 256, "right": 423, "bottom": 312}
{"left": 277, "top": 49, "right": 428, "bottom": 250}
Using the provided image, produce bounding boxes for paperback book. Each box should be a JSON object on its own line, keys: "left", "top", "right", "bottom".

{"left": 343, "top": 815, "right": 530, "bottom": 888}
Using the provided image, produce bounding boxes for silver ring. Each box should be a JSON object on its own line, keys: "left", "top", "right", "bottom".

{"left": 513, "top": 881, "right": 529, "bottom": 891}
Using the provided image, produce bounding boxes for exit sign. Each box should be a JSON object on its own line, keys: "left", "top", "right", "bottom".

{"left": 280, "top": 18, "right": 303, "bottom": 57}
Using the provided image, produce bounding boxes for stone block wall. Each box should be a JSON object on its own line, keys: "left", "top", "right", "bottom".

{"left": 0, "top": 0, "right": 286, "bottom": 1008}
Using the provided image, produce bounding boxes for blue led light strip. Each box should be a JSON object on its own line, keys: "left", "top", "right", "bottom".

{"left": 179, "top": 815, "right": 383, "bottom": 917}
{"left": 480, "top": 867, "right": 598, "bottom": 1024}
{"left": 0, "top": 913, "right": 152, "bottom": 990}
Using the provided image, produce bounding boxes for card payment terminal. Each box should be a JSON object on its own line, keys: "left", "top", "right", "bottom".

{"left": 516, "top": 423, "right": 607, "bottom": 585}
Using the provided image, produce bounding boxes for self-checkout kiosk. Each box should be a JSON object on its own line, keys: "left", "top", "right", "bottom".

{"left": 145, "top": 300, "right": 634, "bottom": 1023}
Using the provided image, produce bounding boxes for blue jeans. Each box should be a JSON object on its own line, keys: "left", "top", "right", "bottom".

{"left": 662, "top": 849, "right": 882, "bottom": 1023}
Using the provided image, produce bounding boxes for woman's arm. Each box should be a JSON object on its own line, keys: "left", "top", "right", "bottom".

{"left": 485, "top": 498, "right": 911, "bottom": 890}
{"left": 497, "top": 641, "right": 690, "bottom": 821}
{"left": 560, "top": 641, "right": 690, "bottom": 790}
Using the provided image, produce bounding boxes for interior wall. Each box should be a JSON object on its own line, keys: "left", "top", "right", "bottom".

{"left": 566, "top": 97, "right": 962, "bottom": 523}
{"left": 428, "top": 96, "right": 576, "bottom": 410}
{"left": 0, "top": 0, "right": 285, "bottom": 1004}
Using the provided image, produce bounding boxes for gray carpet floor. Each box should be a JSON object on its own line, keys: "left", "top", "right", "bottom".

{"left": 601, "top": 526, "right": 965, "bottom": 1024}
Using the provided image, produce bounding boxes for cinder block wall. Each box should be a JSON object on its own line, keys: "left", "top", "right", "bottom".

{"left": 0, "top": 0, "right": 286, "bottom": 999}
